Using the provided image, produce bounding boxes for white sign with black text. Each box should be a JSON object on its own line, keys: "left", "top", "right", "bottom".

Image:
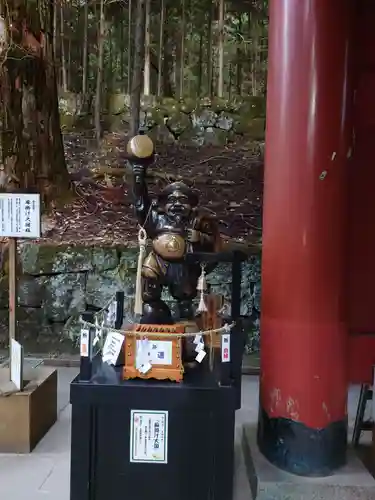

{"left": 80, "top": 327, "right": 90, "bottom": 357}
{"left": 130, "top": 410, "right": 168, "bottom": 464}
{"left": 221, "top": 333, "right": 231, "bottom": 362}
{"left": 0, "top": 193, "right": 40, "bottom": 238}
{"left": 136, "top": 339, "right": 173, "bottom": 365}
{"left": 102, "top": 331, "right": 124, "bottom": 365}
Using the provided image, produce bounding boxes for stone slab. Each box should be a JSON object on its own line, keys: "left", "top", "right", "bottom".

{"left": 242, "top": 423, "right": 375, "bottom": 500}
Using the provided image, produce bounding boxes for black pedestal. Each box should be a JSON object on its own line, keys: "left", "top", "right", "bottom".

{"left": 70, "top": 364, "right": 237, "bottom": 500}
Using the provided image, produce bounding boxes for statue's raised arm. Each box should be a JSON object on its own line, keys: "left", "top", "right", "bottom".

{"left": 127, "top": 133, "right": 155, "bottom": 227}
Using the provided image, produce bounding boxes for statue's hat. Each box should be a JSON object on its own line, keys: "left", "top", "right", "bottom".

{"left": 158, "top": 182, "right": 199, "bottom": 207}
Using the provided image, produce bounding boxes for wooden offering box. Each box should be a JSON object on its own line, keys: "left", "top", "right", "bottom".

{"left": 123, "top": 323, "right": 185, "bottom": 382}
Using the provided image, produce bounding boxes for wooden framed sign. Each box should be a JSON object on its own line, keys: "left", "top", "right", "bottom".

{"left": 123, "top": 323, "right": 185, "bottom": 382}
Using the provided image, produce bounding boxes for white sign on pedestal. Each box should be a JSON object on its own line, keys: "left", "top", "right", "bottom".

{"left": 10, "top": 339, "right": 23, "bottom": 391}
{"left": 130, "top": 410, "right": 168, "bottom": 464}
{"left": 136, "top": 340, "right": 173, "bottom": 365}
{"left": 0, "top": 193, "right": 40, "bottom": 238}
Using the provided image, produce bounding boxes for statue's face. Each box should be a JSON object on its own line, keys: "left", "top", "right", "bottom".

{"left": 165, "top": 190, "right": 192, "bottom": 219}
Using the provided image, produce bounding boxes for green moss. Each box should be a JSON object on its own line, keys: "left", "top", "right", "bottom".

{"left": 239, "top": 96, "right": 266, "bottom": 118}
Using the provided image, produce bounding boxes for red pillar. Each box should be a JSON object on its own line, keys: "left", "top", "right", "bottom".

{"left": 258, "top": 0, "right": 354, "bottom": 476}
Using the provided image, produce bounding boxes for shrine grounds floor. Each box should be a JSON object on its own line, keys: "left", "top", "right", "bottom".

{"left": 0, "top": 368, "right": 372, "bottom": 500}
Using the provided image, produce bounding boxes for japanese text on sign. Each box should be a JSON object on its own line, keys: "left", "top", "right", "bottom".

{"left": 102, "top": 331, "right": 124, "bottom": 365}
{"left": 130, "top": 410, "right": 168, "bottom": 464}
{"left": 0, "top": 194, "right": 40, "bottom": 238}
{"left": 136, "top": 339, "right": 173, "bottom": 365}
{"left": 221, "top": 333, "right": 231, "bottom": 362}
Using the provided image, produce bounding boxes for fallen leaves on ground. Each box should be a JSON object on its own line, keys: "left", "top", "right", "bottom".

{"left": 40, "top": 132, "right": 264, "bottom": 247}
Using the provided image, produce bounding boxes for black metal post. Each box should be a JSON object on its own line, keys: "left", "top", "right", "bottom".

{"left": 80, "top": 312, "right": 96, "bottom": 382}
{"left": 115, "top": 291, "right": 125, "bottom": 329}
{"left": 231, "top": 251, "right": 243, "bottom": 409}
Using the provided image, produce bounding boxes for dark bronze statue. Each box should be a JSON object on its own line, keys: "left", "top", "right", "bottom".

{"left": 127, "top": 133, "right": 221, "bottom": 324}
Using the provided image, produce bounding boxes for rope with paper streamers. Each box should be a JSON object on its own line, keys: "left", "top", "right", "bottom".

{"left": 82, "top": 317, "right": 234, "bottom": 339}
{"left": 83, "top": 293, "right": 234, "bottom": 339}
{"left": 80, "top": 293, "right": 234, "bottom": 369}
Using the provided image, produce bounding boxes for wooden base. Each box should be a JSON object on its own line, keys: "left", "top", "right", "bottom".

{"left": 0, "top": 366, "right": 58, "bottom": 453}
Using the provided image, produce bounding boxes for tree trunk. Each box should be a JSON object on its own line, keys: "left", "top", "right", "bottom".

{"left": 0, "top": 0, "right": 69, "bottom": 206}
{"left": 248, "top": 11, "right": 256, "bottom": 96}
{"left": 217, "top": 0, "right": 224, "bottom": 98}
{"left": 207, "top": 1, "right": 213, "bottom": 98}
{"left": 143, "top": 0, "right": 151, "bottom": 95}
{"left": 228, "top": 62, "right": 232, "bottom": 99}
{"left": 108, "top": 20, "right": 113, "bottom": 92}
{"left": 82, "top": 0, "right": 89, "bottom": 99}
{"left": 130, "top": 0, "right": 146, "bottom": 135}
{"left": 120, "top": 18, "right": 125, "bottom": 89}
{"left": 197, "top": 30, "right": 203, "bottom": 96}
{"left": 67, "top": 36, "right": 71, "bottom": 89}
{"left": 236, "top": 15, "right": 242, "bottom": 95}
{"left": 59, "top": 0, "right": 68, "bottom": 92}
{"left": 157, "top": 0, "right": 165, "bottom": 97}
{"left": 162, "top": 32, "right": 174, "bottom": 97}
{"left": 95, "top": 0, "right": 105, "bottom": 146}
{"left": 179, "top": 0, "right": 185, "bottom": 99}
{"left": 53, "top": 0, "right": 58, "bottom": 58}
{"left": 127, "top": 0, "right": 132, "bottom": 95}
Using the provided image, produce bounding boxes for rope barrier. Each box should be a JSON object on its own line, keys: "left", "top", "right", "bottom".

{"left": 80, "top": 317, "right": 234, "bottom": 338}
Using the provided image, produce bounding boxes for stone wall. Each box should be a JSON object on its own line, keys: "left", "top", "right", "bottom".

{"left": 0, "top": 243, "right": 261, "bottom": 354}
{"left": 59, "top": 93, "right": 266, "bottom": 146}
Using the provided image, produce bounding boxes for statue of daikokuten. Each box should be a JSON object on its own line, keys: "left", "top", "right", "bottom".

{"left": 127, "top": 132, "right": 221, "bottom": 324}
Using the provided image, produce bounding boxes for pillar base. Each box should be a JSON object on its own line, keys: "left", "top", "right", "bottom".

{"left": 257, "top": 407, "right": 347, "bottom": 477}
{"left": 242, "top": 424, "right": 375, "bottom": 500}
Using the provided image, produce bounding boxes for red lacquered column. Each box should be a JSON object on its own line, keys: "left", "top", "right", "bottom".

{"left": 258, "top": 0, "right": 354, "bottom": 476}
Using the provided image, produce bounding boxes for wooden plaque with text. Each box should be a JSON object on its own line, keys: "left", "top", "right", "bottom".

{"left": 123, "top": 323, "right": 184, "bottom": 382}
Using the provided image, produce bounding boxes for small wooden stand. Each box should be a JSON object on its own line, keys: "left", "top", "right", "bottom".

{"left": 123, "top": 323, "right": 185, "bottom": 382}
{"left": 0, "top": 366, "right": 57, "bottom": 453}
{"left": 0, "top": 194, "right": 57, "bottom": 453}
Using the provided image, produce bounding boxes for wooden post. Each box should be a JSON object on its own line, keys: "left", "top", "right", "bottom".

{"left": 202, "top": 294, "right": 223, "bottom": 349}
{"left": 8, "top": 237, "right": 17, "bottom": 382}
{"left": 8, "top": 238, "right": 17, "bottom": 341}
{"left": 259, "top": 0, "right": 354, "bottom": 476}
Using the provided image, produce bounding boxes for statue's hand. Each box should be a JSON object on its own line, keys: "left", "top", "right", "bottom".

{"left": 132, "top": 164, "right": 146, "bottom": 182}
{"left": 187, "top": 229, "right": 200, "bottom": 243}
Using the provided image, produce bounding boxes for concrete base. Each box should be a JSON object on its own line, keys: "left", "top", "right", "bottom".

{"left": 242, "top": 424, "right": 375, "bottom": 500}
{"left": 0, "top": 366, "right": 58, "bottom": 453}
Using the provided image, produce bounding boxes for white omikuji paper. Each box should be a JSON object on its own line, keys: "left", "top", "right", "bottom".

{"left": 193, "top": 333, "right": 202, "bottom": 345}
{"left": 135, "top": 338, "right": 151, "bottom": 373}
{"left": 102, "top": 331, "right": 124, "bottom": 365}
{"left": 130, "top": 410, "right": 168, "bottom": 464}
{"left": 195, "top": 349, "right": 206, "bottom": 363}
{"left": 106, "top": 300, "right": 117, "bottom": 327}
